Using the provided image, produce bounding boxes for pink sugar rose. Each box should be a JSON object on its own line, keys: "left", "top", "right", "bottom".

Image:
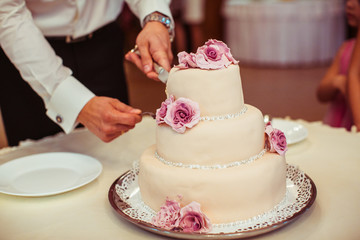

{"left": 195, "top": 39, "right": 238, "bottom": 69}
{"left": 265, "top": 122, "right": 288, "bottom": 156}
{"left": 151, "top": 199, "right": 181, "bottom": 230}
{"left": 265, "top": 121, "right": 274, "bottom": 136}
{"left": 151, "top": 198, "right": 212, "bottom": 233}
{"left": 175, "top": 201, "right": 212, "bottom": 233}
{"left": 205, "top": 39, "right": 238, "bottom": 62}
{"left": 164, "top": 97, "right": 200, "bottom": 133}
{"left": 176, "top": 39, "right": 238, "bottom": 70}
{"left": 156, "top": 95, "right": 175, "bottom": 124}
{"left": 177, "top": 51, "right": 197, "bottom": 68}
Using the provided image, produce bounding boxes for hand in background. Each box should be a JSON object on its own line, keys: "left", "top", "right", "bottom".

{"left": 316, "top": 42, "right": 347, "bottom": 103}
{"left": 317, "top": 73, "right": 347, "bottom": 103}
{"left": 347, "top": 28, "right": 360, "bottom": 131}
{"left": 332, "top": 74, "right": 347, "bottom": 96}
{"left": 125, "top": 21, "right": 173, "bottom": 81}
{"left": 77, "top": 96, "right": 142, "bottom": 142}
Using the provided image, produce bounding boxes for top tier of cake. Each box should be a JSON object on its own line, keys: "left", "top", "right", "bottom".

{"left": 166, "top": 64, "right": 244, "bottom": 116}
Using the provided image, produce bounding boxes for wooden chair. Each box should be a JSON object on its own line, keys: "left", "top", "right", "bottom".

{"left": 124, "top": 61, "right": 166, "bottom": 113}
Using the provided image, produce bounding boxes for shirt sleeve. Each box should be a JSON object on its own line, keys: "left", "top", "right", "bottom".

{"left": 0, "top": 0, "right": 95, "bottom": 134}
{"left": 125, "top": 0, "right": 173, "bottom": 26}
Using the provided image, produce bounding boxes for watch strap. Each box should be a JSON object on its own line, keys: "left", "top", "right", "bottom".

{"left": 143, "top": 12, "right": 175, "bottom": 42}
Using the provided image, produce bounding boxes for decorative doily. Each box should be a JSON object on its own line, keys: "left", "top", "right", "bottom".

{"left": 109, "top": 164, "right": 316, "bottom": 239}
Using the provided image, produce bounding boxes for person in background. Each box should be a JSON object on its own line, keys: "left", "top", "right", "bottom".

{"left": 347, "top": 20, "right": 360, "bottom": 131}
{"left": 0, "top": 0, "right": 174, "bottom": 146}
{"left": 316, "top": 0, "right": 360, "bottom": 131}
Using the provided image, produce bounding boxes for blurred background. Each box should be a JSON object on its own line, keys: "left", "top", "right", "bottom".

{"left": 0, "top": 0, "right": 350, "bottom": 147}
{"left": 121, "top": 0, "right": 347, "bottom": 121}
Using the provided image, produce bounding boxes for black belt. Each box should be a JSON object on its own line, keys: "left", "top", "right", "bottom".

{"left": 46, "top": 22, "right": 115, "bottom": 44}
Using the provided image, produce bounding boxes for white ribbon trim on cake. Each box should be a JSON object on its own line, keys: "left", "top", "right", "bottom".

{"left": 154, "top": 149, "right": 266, "bottom": 170}
{"left": 199, "top": 105, "right": 247, "bottom": 121}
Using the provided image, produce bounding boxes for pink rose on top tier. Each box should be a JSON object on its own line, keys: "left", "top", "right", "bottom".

{"left": 265, "top": 122, "right": 288, "bottom": 156}
{"left": 151, "top": 199, "right": 181, "bottom": 230}
{"left": 156, "top": 95, "right": 175, "bottom": 124}
{"left": 175, "top": 201, "right": 212, "bottom": 233}
{"left": 164, "top": 97, "right": 200, "bottom": 133}
{"left": 177, "top": 39, "right": 238, "bottom": 70}
{"left": 196, "top": 39, "right": 238, "bottom": 69}
{"left": 177, "top": 51, "right": 197, "bottom": 68}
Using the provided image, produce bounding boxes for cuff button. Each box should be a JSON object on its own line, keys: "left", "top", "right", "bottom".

{"left": 56, "top": 115, "right": 63, "bottom": 123}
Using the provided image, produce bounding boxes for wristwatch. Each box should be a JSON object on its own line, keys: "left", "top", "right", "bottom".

{"left": 143, "top": 12, "right": 175, "bottom": 42}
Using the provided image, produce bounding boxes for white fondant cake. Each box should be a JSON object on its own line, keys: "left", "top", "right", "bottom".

{"left": 138, "top": 40, "right": 287, "bottom": 228}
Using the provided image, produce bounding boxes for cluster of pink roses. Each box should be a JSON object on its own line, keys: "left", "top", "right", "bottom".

{"left": 156, "top": 95, "right": 200, "bottom": 133}
{"left": 265, "top": 122, "right": 288, "bottom": 156}
{"left": 177, "top": 39, "right": 238, "bottom": 70}
{"left": 151, "top": 199, "right": 212, "bottom": 233}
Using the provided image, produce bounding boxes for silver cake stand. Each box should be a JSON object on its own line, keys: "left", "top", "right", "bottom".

{"left": 108, "top": 164, "right": 316, "bottom": 239}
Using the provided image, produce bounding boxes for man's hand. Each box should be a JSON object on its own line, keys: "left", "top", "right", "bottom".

{"left": 77, "top": 96, "right": 142, "bottom": 142}
{"left": 125, "top": 21, "right": 173, "bottom": 81}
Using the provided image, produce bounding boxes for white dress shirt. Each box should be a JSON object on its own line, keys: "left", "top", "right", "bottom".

{"left": 0, "top": 0, "right": 172, "bottom": 134}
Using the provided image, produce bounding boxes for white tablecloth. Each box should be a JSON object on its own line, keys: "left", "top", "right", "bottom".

{"left": 223, "top": 0, "right": 345, "bottom": 66}
{"left": 0, "top": 117, "right": 360, "bottom": 240}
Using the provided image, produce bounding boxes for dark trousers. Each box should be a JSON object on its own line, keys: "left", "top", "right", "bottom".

{"left": 0, "top": 22, "right": 128, "bottom": 146}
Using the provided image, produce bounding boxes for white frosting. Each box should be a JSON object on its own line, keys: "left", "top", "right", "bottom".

{"left": 200, "top": 105, "right": 248, "bottom": 121}
{"left": 157, "top": 104, "right": 265, "bottom": 165}
{"left": 139, "top": 145, "right": 287, "bottom": 223}
{"left": 154, "top": 149, "right": 266, "bottom": 169}
{"left": 166, "top": 65, "right": 244, "bottom": 116}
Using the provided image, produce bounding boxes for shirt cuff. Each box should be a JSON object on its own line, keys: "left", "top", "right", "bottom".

{"left": 46, "top": 76, "right": 95, "bottom": 134}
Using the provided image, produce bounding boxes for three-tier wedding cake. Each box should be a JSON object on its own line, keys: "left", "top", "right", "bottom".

{"left": 138, "top": 40, "right": 288, "bottom": 233}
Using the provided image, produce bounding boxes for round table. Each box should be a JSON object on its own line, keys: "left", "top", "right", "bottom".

{"left": 0, "top": 117, "right": 359, "bottom": 239}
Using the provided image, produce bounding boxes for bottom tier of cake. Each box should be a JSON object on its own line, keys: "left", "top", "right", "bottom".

{"left": 138, "top": 145, "right": 287, "bottom": 223}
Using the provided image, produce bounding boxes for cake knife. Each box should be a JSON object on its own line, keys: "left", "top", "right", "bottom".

{"left": 141, "top": 112, "right": 156, "bottom": 119}
{"left": 130, "top": 46, "right": 168, "bottom": 84}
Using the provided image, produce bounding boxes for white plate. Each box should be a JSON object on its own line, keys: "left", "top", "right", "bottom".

{"left": 0, "top": 152, "right": 102, "bottom": 197}
{"left": 271, "top": 119, "right": 308, "bottom": 145}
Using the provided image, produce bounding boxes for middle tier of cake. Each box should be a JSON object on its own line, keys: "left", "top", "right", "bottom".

{"left": 157, "top": 104, "right": 265, "bottom": 165}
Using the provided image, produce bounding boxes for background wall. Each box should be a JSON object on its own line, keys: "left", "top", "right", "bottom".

{"left": 121, "top": 0, "right": 330, "bottom": 122}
